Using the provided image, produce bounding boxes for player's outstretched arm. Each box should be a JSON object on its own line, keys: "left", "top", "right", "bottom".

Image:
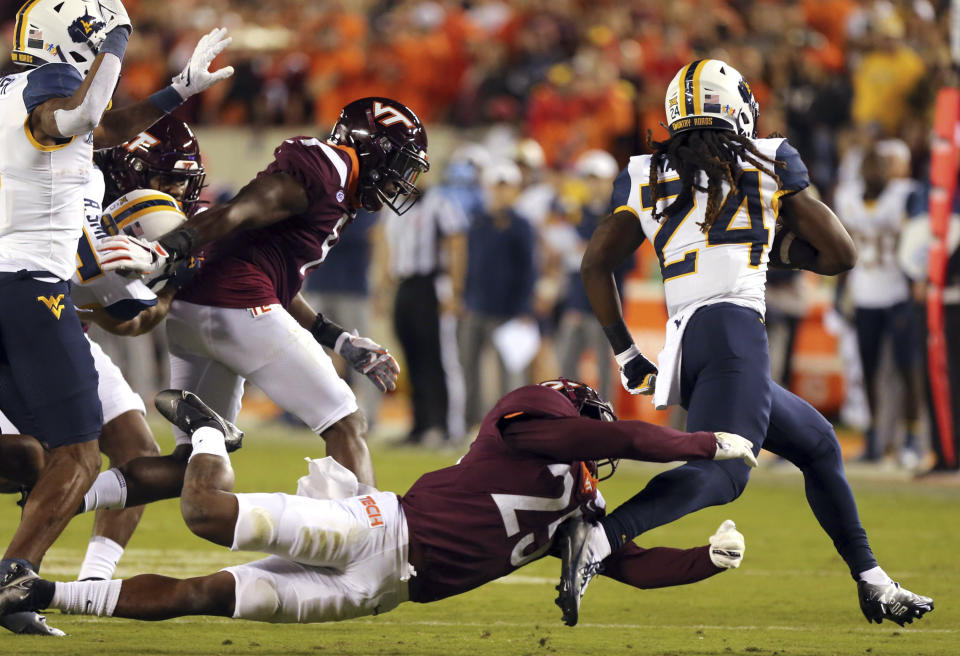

{"left": 777, "top": 188, "right": 857, "bottom": 275}
{"left": 501, "top": 416, "right": 756, "bottom": 467}
{"left": 97, "top": 172, "right": 308, "bottom": 275}
{"left": 95, "top": 27, "right": 234, "bottom": 149}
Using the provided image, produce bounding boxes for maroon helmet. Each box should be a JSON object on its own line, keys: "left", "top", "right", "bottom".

{"left": 328, "top": 97, "right": 429, "bottom": 215}
{"left": 538, "top": 378, "right": 619, "bottom": 480}
{"left": 96, "top": 115, "right": 205, "bottom": 214}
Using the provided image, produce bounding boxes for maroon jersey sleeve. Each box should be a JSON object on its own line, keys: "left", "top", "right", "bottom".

{"left": 500, "top": 416, "right": 718, "bottom": 463}
{"left": 260, "top": 136, "right": 357, "bottom": 217}
{"left": 601, "top": 543, "right": 721, "bottom": 589}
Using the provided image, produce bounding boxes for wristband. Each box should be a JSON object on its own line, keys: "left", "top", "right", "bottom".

{"left": 614, "top": 344, "right": 641, "bottom": 367}
{"left": 148, "top": 85, "right": 185, "bottom": 114}
{"left": 158, "top": 226, "right": 198, "bottom": 261}
{"left": 602, "top": 319, "right": 635, "bottom": 355}
{"left": 99, "top": 26, "right": 131, "bottom": 59}
{"left": 311, "top": 313, "right": 346, "bottom": 349}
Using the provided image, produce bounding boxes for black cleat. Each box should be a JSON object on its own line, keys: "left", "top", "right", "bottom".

{"left": 154, "top": 389, "right": 244, "bottom": 452}
{"left": 0, "top": 562, "right": 47, "bottom": 618}
{"left": 555, "top": 517, "right": 604, "bottom": 627}
{"left": 858, "top": 580, "right": 934, "bottom": 626}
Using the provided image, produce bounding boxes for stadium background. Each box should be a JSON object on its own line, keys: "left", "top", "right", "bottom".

{"left": 0, "top": 2, "right": 958, "bottom": 653}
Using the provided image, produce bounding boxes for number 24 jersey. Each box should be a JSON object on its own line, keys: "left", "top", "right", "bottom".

{"left": 610, "top": 137, "right": 810, "bottom": 319}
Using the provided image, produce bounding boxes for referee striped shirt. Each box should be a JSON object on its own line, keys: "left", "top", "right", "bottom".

{"left": 385, "top": 186, "right": 469, "bottom": 278}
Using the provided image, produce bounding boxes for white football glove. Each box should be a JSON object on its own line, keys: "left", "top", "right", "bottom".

{"left": 615, "top": 345, "right": 658, "bottom": 395}
{"left": 96, "top": 235, "right": 170, "bottom": 275}
{"left": 171, "top": 28, "right": 235, "bottom": 100}
{"left": 708, "top": 519, "right": 745, "bottom": 569}
{"left": 713, "top": 431, "right": 758, "bottom": 468}
{"left": 98, "top": 0, "right": 132, "bottom": 34}
{"left": 334, "top": 331, "right": 400, "bottom": 393}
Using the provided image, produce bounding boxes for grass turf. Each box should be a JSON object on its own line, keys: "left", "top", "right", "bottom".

{"left": 1, "top": 420, "right": 955, "bottom": 656}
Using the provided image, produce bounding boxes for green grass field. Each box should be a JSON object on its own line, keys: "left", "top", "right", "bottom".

{"left": 1, "top": 420, "right": 956, "bottom": 656}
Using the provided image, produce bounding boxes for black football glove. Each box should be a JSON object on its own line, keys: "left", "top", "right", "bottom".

{"left": 615, "top": 345, "right": 658, "bottom": 395}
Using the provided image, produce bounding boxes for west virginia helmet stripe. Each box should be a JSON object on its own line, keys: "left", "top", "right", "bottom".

{"left": 110, "top": 197, "right": 182, "bottom": 229}
{"left": 691, "top": 59, "right": 708, "bottom": 115}
{"left": 683, "top": 59, "right": 704, "bottom": 117}
{"left": 676, "top": 62, "right": 692, "bottom": 117}
{"left": 14, "top": 0, "right": 44, "bottom": 53}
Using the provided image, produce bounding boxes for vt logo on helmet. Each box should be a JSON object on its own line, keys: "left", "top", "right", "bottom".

{"left": 664, "top": 59, "right": 759, "bottom": 138}
{"left": 11, "top": 0, "right": 109, "bottom": 75}
{"left": 329, "top": 97, "right": 430, "bottom": 215}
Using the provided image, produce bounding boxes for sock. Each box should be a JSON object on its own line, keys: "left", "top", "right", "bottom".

{"left": 587, "top": 523, "right": 612, "bottom": 562}
{"left": 188, "top": 426, "right": 229, "bottom": 463}
{"left": 77, "top": 537, "right": 125, "bottom": 581}
{"left": 858, "top": 565, "right": 894, "bottom": 586}
{"left": 80, "top": 469, "right": 128, "bottom": 513}
{"left": 51, "top": 579, "right": 122, "bottom": 616}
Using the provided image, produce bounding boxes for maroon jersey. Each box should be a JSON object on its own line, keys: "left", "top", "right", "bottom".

{"left": 176, "top": 137, "right": 359, "bottom": 309}
{"left": 401, "top": 385, "right": 605, "bottom": 603}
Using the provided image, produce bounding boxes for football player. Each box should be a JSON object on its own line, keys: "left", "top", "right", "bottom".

{"left": 0, "top": 380, "right": 757, "bottom": 625}
{"left": 569, "top": 58, "right": 932, "bottom": 626}
{"left": 93, "top": 97, "right": 430, "bottom": 486}
{"left": 0, "top": 0, "right": 232, "bottom": 636}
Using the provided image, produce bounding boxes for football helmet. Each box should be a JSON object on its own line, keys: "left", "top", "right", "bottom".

{"left": 101, "top": 189, "right": 187, "bottom": 290}
{"left": 539, "top": 378, "right": 619, "bottom": 480}
{"left": 96, "top": 115, "right": 206, "bottom": 214}
{"left": 328, "top": 97, "right": 429, "bottom": 215}
{"left": 11, "top": 0, "right": 108, "bottom": 75}
{"left": 664, "top": 59, "right": 759, "bottom": 139}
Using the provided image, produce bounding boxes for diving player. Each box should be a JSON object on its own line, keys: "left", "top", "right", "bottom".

{"left": 94, "top": 97, "right": 430, "bottom": 486}
{"left": 0, "top": 0, "right": 232, "bottom": 635}
{"left": 568, "top": 59, "right": 933, "bottom": 626}
{"left": 0, "top": 380, "right": 756, "bottom": 625}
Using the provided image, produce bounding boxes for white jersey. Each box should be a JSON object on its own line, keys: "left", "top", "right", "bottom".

{"left": 0, "top": 64, "right": 94, "bottom": 281}
{"left": 835, "top": 179, "right": 914, "bottom": 308}
{"left": 70, "top": 168, "right": 157, "bottom": 319}
{"left": 610, "top": 137, "right": 810, "bottom": 319}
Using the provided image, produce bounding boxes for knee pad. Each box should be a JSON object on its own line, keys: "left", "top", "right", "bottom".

{"left": 231, "top": 571, "right": 280, "bottom": 622}
{"left": 232, "top": 493, "right": 286, "bottom": 552}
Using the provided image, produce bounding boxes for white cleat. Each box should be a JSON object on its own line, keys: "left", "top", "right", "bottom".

{"left": 713, "top": 432, "right": 758, "bottom": 468}
{"left": 708, "top": 519, "right": 745, "bottom": 569}
{"left": 0, "top": 612, "right": 65, "bottom": 636}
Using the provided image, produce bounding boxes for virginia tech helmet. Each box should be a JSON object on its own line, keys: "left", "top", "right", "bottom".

{"left": 329, "top": 97, "right": 429, "bottom": 215}
{"left": 96, "top": 115, "right": 206, "bottom": 214}
{"left": 11, "top": 0, "right": 109, "bottom": 75}
{"left": 664, "top": 59, "right": 759, "bottom": 139}
{"left": 539, "top": 378, "right": 619, "bottom": 480}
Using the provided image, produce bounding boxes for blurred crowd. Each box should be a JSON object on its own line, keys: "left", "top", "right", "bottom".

{"left": 5, "top": 0, "right": 956, "bottom": 473}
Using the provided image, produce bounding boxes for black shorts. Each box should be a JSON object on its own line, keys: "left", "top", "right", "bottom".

{"left": 0, "top": 271, "right": 101, "bottom": 448}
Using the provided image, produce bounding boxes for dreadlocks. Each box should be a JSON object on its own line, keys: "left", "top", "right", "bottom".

{"left": 646, "top": 129, "right": 782, "bottom": 231}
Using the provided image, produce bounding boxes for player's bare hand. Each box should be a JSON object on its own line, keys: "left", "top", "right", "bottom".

{"left": 615, "top": 345, "right": 657, "bottom": 395}
{"left": 335, "top": 331, "right": 400, "bottom": 393}
{"left": 171, "top": 27, "right": 235, "bottom": 100}
{"left": 713, "top": 432, "right": 758, "bottom": 468}
{"left": 97, "top": 235, "right": 169, "bottom": 275}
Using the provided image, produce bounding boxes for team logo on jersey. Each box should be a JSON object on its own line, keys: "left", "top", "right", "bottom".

{"left": 67, "top": 11, "right": 105, "bottom": 44}
{"left": 37, "top": 294, "right": 66, "bottom": 319}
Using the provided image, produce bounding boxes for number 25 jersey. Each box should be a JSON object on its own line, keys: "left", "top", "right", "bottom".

{"left": 610, "top": 137, "right": 810, "bottom": 320}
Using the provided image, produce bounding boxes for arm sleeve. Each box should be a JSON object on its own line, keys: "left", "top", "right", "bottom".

{"left": 775, "top": 139, "right": 810, "bottom": 194}
{"left": 601, "top": 543, "right": 722, "bottom": 589}
{"left": 500, "top": 415, "right": 717, "bottom": 462}
{"left": 52, "top": 54, "right": 122, "bottom": 137}
{"left": 259, "top": 138, "right": 346, "bottom": 214}
{"left": 22, "top": 64, "right": 83, "bottom": 112}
